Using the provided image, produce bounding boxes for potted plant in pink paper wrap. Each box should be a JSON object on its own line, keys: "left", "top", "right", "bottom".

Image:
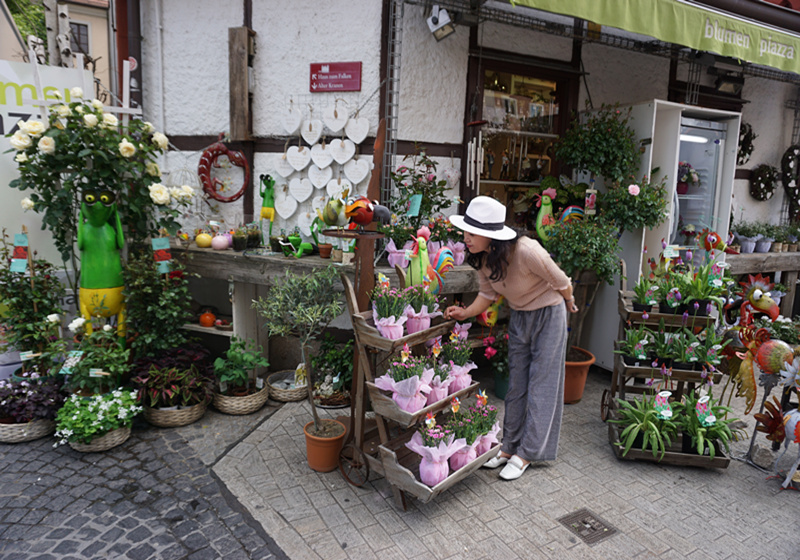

{"left": 371, "top": 281, "right": 407, "bottom": 340}
{"left": 447, "top": 397, "right": 481, "bottom": 471}
{"left": 437, "top": 334, "right": 476, "bottom": 394}
{"left": 403, "top": 284, "right": 442, "bottom": 335}
{"left": 405, "top": 417, "right": 466, "bottom": 487}
{"left": 472, "top": 390, "right": 501, "bottom": 454}
{"left": 425, "top": 362, "right": 453, "bottom": 405}
{"left": 373, "top": 353, "right": 432, "bottom": 413}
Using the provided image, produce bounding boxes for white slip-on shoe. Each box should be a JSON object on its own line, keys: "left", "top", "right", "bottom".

{"left": 482, "top": 454, "right": 509, "bottom": 469}
{"left": 499, "top": 455, "right": 530, "bottom": 480}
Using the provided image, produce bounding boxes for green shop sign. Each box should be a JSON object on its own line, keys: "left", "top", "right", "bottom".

{"left": 515, "top": 0, "right": 800, "bottom": 75}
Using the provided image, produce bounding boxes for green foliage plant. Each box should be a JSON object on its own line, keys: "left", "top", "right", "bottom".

{"left": 673, "top": 392, "right": 743, "bottom": 458}
{"left": 213, "top": 336, "right": 269, "bottom": 393}
{"left": 615, "top": 322, "right": 651, "bottom": 360}
{"left": 253, "top": 265, "right": 344, "bottom": 432}
{"left": 609, "top": 395, "right": 678, "bottom": 460}
{"left": 134, "top": 364, "right": 213, "bottom": 409}
{"left": 388, "top": 146, "right": 455, "bottom": 230}
{"left": 68, "top": 326, "right": 131, "bottom": 395}
{"left": 310, "top": 334, "right": 354, "bottom": 393}
{"left": 554, "top": 102, "right": 640, "bottom": 184}
{"left": 54, "top": 389, "right": 141, "bottom": 445}
{"left": 599, "top": 175, "right": 669, "bottom": 234}
{"left": 438, "top": 336, "right": 474, "bottom": 367}
{"left": 632, "top": 276, "right": 659, "bottom": 306}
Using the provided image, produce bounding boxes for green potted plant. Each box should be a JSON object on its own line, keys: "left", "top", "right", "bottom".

{"left": 212, "top": 336, "right": 270, "bottom": 415}
{"left": 0, "top": 375, "right": 66, "bottom": 443}
{"left": 599, "top": 174, "right": 669, "bottom": 235}
{"left": 232, "top": 227, "right": 248, "bottom": 251}
{"left": 673, "top": 392, "right": 743, "bottom": 458}
{"left": 66, "top": 321, "right": 131, "bottom": 396}
{"left": 631, "top": 276, "right": 659, "bottom": 312}
{"left": 614, "top": 322, "right": 651, "bottom": 367}
{"left": 55, "top": 389, "right": 141, "bottom": 452}
{"left": 310, "top": 334, "right": 354, "bottom": 408}
{"left": 482, "top": 331, "right": 509, "bottom": 399}
{"left": 252, "top": 265, "right": 345, "bottom": 472}
{"left": 387, "top": 146, "right": 453, "bottom": 231}
{"left": 134, "top": 364, "right": 214, "bottom": 427}
{"left": 609, "top": 395, "right": 679, "bottom": 460}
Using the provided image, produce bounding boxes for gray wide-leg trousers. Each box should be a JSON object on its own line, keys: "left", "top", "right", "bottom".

{"left": 501, "top": 303, "right": 567, "bottom": 462}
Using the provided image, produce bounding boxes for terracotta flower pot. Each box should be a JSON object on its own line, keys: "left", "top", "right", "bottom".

{"left": 304, "top": 419, "right": 346, "bottom": 472}
{"left": 318, "top": 243, "right": 333, "bottom": 258}
{"left": 564, "top": 346, "right": 595, "bottom": 404}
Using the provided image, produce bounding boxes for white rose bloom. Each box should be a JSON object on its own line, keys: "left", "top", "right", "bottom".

{"left": 68, "top": 317, "right": 86, "bottom": 333}
{"left": 19, "top": 120, "right": 45, "bottom": 137}
{"left": 102, "top": 113, "right": 119, "bottom": 128}
{"left": 75, "top": 105, "right": 84, "bottom": 114}
{"left": 9, "top": 131, "right": 32, "bottom": 150}
{"left": 91, "top": 98, "right": 104, "bottom": 110}
{"left": 15, "top": 152, "right": 29, "bottom": 163}
{"left": 143, "top": 121, "right": 154, "bottom": 133}
{"left": 145, "top": 162, "right": 161, "bottom": 177}
{"left": 47, "top": 314, "right": 60, "bottom": 323}
{"left": 181, "top": 184, "right": 194, "bottom": 198}
{"left": 21, "top": 197, "right": 34, "bottom": 211}
{"left": 148, "top": 183, "right": 170, "bottom": 205}
{"left": 83, "top": 114, "right": 98, "bottom": 128}
{"left": 56, "top": 105, "right": 71, "bottom": 117}
{"left": 70, "top": 87, "right": 83, "bottom": 98}
{"left": 119, "top": 139, "right": 136, "bottom": 158}
{"left": 52, "top": 90, "right": 62, "bottom": 99}
{"left": 38, "top": 136, "right": 55, "bottom": 155}
{"left": 103, "top": 324, "right": 114, "bottom": 332}
{"left": 152, "top": 132, "right": 168, "bottom": 150}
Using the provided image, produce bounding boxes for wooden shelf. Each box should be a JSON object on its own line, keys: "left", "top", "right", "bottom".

{"left": 365, "top": 381, "right": 479, "bottom": 429}
{"left": 182, "top": 323, "right": 234, "bottom": 338}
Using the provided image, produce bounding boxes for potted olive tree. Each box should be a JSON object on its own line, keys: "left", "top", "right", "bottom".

{"left": 253, "top": 265, "right": 345, "bottom": 472}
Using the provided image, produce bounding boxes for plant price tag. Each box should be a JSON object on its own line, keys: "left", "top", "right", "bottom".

{"left": 19, "top": 351, "right": 40, "bottom": 361}
{"left": 220, "top": 380, "right": 228, "bottom": 393}
{"left": 89, "top": 369, "right": 110, "bottom": 377}
{"left": 256, "top": 377, "right": 264, "bottom": 389}
{"left": 59, "top": 351, "right": 84, "bottom": 375}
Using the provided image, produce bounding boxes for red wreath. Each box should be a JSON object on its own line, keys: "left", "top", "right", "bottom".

{"left": 198, "top": 133, "right": 250, "bottom": 203}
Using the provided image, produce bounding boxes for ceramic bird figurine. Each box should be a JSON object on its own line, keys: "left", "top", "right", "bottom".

{"left": 755, "top": 396, "right": 800, "bottom": 488}
{"left": 534, "top": 187, "right": 557, "bottom": 244}
{"left": 317, "top": 189, "right": 350, "bottom": 228}
{"left": 372, "top": 202, "right": 392, "bottom": 224}
{"left": 477, "top": 295, "right": 505, "bottom": 332}
{"left": 406, "top": 226, "right": 454, "bottom": 295}
{"left": 345, "top": 196, "right": 374, "bottom": 226}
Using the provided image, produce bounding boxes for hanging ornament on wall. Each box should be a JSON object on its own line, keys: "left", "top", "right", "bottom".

{"left": 197, "top": 133, "right": 250, "bottom": 203}
{"left": 781, "top": 145, "right": 800, "bottom": 220}
{"left": 749, "top": 164, "right": 778, "bottom": 201}
{"left": 737, "top": 122, "right": 756, "bottom": 166}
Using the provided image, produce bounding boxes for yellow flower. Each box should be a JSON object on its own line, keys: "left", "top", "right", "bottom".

{"left": 145, "top": 162, "right": 161, "bottom": 177}
{"left": 9, "top": 130, "right": 32, "bottom": 150}
{"left": 37, "top": 136, "right": 55, "bottom": 155}
{"left": 18, "top": 120, "right": 45, "bottom": 137}
{"left": 152, "top": 132, "right": 168, "bottom": 150}
{"left": 83, "top": 114, "right": 98, "bottom": 128}
{"left": 119, "top": 139, "right": 136, "bottom": 158}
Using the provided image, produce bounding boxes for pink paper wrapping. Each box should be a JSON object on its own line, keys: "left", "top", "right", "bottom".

{"left": 372, "top": 308, "right": 407, "bottom": 340}
{"left": 405, "top": 432, "right": 467, "bottom": 487}
{"left": 446, "top": 241, "right": 466, "bottom": 266}
{"left": 475, "top": 421, "right": 501, "bottom": 455}
{"left": 427, "top": 241, "right": 441, "bottom": 263}
{"left": 449, "top": 438, "right": 480, "bottom": 471}
{"left": 374, "top": 370, "right": 432, "bottom": 413}
{"left": 448, "top": 362, "right": 477, "bottom": 394}
{"left": 404, "top": 304, "right": 443, "bottom": 335}
{"left": 453, "top": 322, "right": 471, "bottom": 340}
{"left": 386, "top": 239, "right": 411, "bottom": 269}
{"left": 424, "top": 367, "right": 453, "bottom": 405}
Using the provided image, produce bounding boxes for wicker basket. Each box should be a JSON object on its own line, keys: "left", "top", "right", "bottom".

{"left": 68, "top": 426, "right": 131, "bottom": 453}
{"left": 213, "top": 384, "right": 270, "bottom": 415}
{"left": 0, "top": 419, "right": 55, "bottom": 443}
{"left": 268, "top": 370, "right": 307, "bottom": 402}
{"left": 144, "top": 402, "right": 207, "bottom": 428}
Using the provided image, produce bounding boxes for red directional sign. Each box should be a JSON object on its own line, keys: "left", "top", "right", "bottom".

{"left": 309, "top": 62, "right": 362, "bottom": 93}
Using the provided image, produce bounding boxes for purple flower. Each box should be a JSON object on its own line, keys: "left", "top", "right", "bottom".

{"left": 646, "top": 378, "right": 655, "bottom": 386}
{"left": 642, "top": 312, "right": 649, "bottom": 320}
{"left": 682, "top": 311, "right": 689, "bottom": 326}
{"left": 686, "top": 250, "right": 693, "bottom": 262}
{"left": 652, "top": 360, "right": 659, "bottom": 368}
{"left": 693, "top": 302, "right": 699, "bottom": 311}
{"left": 706, "top": 302, "right": 713, "bottom": 315}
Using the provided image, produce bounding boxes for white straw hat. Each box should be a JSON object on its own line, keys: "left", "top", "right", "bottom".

{"left": 448, "top": 196, "right": 516, "bottom": 240}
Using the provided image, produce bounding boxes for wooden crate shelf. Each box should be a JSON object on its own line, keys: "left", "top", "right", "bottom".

{"left": 365, "top": 381, "right": 479, "bottom": 429}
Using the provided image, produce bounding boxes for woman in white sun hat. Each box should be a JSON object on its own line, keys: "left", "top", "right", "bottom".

{"left": 445, "top": 196, "right": 577, "bottom": 481}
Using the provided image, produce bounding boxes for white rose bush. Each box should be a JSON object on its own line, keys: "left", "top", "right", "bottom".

{"left": 6, "top": 98, "right": 185, "bottom": 262}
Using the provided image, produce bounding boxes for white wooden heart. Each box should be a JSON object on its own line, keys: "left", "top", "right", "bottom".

{"left": 274, "top": 156, "right": 296, "bottom": 178}
{"left": 323, "top": 105, "right": 348, "bottom": 133}
{"left": 301, "top": 119, "right": 323, "bottom": 146}
{"left": 344, "top": 158, "right": 370, "bottom": 185}
{"left": 282, "top": 107, "right": 302, "bottom": 135}
{"left": 345, "top": 117, "right": 369, "bottom": 144}
{"left": 311, "top": 195, "right": 327, "bottom": 213}
{"left": 286, "top": 145, "right": 311, "bottom": 172}
{"left": 308, "top": 164, "right": 333, "bottom": 189}
{"left": 274, "top": 189, "right": 298, "bottom": 219}
{"left": 330, "top": 138, "right": 356, "bottom": 165}
{"left": 289, "top": 177, "right": 314, "bottom": 203}
{"left": 297, "top": 211, "right": 315, "bottom": 237}
{"left": 310, "top": 143, "right": 333, "bottom": 169}
{"left": 326, "top": 178, "right": 352, "bottom": 199}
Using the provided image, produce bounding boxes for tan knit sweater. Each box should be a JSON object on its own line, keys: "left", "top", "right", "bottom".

{"left": 477, "top": 236, "right": 571, "bottom": 311}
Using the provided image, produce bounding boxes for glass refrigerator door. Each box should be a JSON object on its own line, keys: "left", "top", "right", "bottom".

{"left": 670, "top": 118, "right": 727, "bottom": 248}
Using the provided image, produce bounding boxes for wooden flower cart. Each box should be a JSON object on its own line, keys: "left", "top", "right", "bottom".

{"left": 338, "top": 274, "right": 500, "bottom": 509}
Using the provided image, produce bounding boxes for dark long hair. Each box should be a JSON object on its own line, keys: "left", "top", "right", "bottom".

{"left": 465, "top": 233, "right": 520, "bottom": 282}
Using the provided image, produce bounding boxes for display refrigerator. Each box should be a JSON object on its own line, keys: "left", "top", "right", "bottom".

{"left": 583, "top": 100, "right": 740, "bottom": 371}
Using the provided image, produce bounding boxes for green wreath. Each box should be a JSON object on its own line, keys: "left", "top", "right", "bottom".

{"left": 782, "top": 145, "right": 800, "bottom": 219}
{"left": 737, "top": 122, "right": 756, "bottom": 166}
{"left": 750, "top": 164, "right": 778, "bottom": 201}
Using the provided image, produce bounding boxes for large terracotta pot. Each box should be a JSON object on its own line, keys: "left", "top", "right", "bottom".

{"left": 304, "top": 419, "right": 346, "bottom": 472}
{"left": 564, "top": 346, "right": 595, "bottom": 404}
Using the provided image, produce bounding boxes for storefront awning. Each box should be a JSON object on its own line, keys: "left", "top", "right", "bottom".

{"left": 513, "top": 0, "right": 800, "bottom": 75}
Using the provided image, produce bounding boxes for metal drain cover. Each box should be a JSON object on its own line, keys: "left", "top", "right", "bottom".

{"left": 557, "top": 508, "right": 617, "bottom": 545}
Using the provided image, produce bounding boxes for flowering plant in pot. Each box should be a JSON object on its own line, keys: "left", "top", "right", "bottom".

{"left": 134, "top": 363, "right": 214, "bottom": 427}
{"left": 403, "top": 284, "right": 442, "bottom": 334}
{"left": 310, "top": 334, "right": 353, "bottom": 408}
{"left": 66, "top": 320, "right": 130, "bottom": 396}
{"left": 388, "top": 146, "right": 453, "bottom": 231}
{"left": 437, "top": 334, "right": 476, "bottom": 394}
{"left": 405, "top": 414, "right": 465, "bottom": 487}
{"left": 213, "top": 336, "right": 269, "bottom": 397}
{"left": 609, "top": 394, "right": 679, "bottom": 460}
{"left": 446, "top": 397, "right": 482, "bottom": 471}
{"left": 370, "top": 281, "right": 407, "bottom": 339}
{"left": 54, "top": 389, "right": 141, "bottom": 451}
{"left": 0, "top": 375, "right": 66, "bottom": 442}
{"left": 599, "top": 174, "right": 669, "bottom": 235}
{"left": 673, "top": 391, "right": 742, "bottom": 458}
{"left": 253, "top": 265, "right": 345, "bottom": 470}
{"left": 631, "top": 276, "right": 659, "bottom": 312}
{"left": 482, "top": 331, "right": 509, "bottom": 399}
{"left": 614, "top": 321, "right": 651, "bottom": 366}
{"left": 374, "top": 353, "right": 432, "bottom": 413}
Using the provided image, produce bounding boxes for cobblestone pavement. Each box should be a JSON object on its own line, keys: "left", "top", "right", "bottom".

{"left": 0, "top": 401, "right": 288, "bottom": 560}
{"left": 216, "top": 368, "right": 800, "bottom": 560}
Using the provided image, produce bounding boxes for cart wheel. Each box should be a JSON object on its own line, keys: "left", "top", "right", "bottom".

{"left": 600, "top": 389, "right": 612, "bottom": 422}
{"left": 339, "top": 442, "right": 370, "bottom": 487}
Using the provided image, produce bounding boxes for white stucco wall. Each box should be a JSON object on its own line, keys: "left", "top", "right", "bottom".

{"left": 479, "top": 20, "right": 573, "bottom": 61}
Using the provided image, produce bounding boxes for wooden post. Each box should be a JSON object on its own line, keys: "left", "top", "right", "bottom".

{"left": 229, "top": 27, "right": 255, "bottom": 141}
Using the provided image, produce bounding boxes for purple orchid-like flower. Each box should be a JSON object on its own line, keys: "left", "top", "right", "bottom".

{"left": 642, "top": 312, "right": 649, "bottom": 320}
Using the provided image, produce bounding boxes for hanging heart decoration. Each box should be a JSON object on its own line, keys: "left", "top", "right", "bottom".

{"left": 274, "top": 155, "right": 295, "bottom": 178}
{"left": 330, "top": 138, "right": 356, "bottom": 165}
{"left": 282, "top": 106, "right": 302, "bottom": 135}
{"left": 274, "top": 187, "right": 298, "bottom": 219}
{"left": 344, "top": 157, "right": 371, "bottom": 185}
{"left": 311, "top": 194, "right": 327, "bottom": 213}
{"left": 301, "top": 119, "right": 323, "bottom": 146}
{"left": 323, "top": 104, "right": 348, "bottom": 133}
{"left": 297, "top": 211, "right": 315, "bottom": 237}
{"left": 345, "top": 117, "right": 369, "bottom": 144}
{"left": 326, "top": 177, "right": 352, "bottom": 199}
{"left": 289, "top": 177, "right": 314, "bottom": 203}
{"left": 286, "top": 145, "right": 311, "bottom": 172}
{"left": 443, "top": 167, "right": 461, "bottom": 188}
{"left": 310, "top": 143, "right": 333, "bottom": 169}
{"left": 308, "top": 164, "right": 333, "bottom": 189}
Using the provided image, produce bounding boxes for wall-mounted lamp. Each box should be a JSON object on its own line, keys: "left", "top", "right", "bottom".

{"left": 427, "top": 5, "right": 455, "bottom": 41}
{"left": 714, "top": 72, "right": 745, "bottom": 95}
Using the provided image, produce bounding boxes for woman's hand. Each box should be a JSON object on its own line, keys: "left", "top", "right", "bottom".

{"left": 444, "top": 305, "right": 469, "bottom": 321}
{"left": 566, "top": 298, "right": 578, "bottom": 314}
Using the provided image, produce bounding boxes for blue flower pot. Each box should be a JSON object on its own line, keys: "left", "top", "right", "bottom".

{"left": 493, "top": 372, "right": 509, "bottom": 400}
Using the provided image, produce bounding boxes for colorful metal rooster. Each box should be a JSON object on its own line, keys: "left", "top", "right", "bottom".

{"left": 755, "top": 396, "right": 800, "bottom": 488}
{"left": 344, "top": 196, "right": 374, "bottom": 226}
{"left": 534, "top": 187, "right": 557, "bottom": 243}
{"left": 477, "top": 295, "right": 505, "bottom": 332}
{"left": 406, "top": 226, "right": 454, "bottom": 295}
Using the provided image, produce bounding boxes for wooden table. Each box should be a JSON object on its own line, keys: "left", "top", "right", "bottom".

{"left": 725, "top": 251, "right": 800, "bottom": 317}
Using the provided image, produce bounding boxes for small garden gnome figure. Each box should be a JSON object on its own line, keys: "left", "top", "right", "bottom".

{"left": 259, "top": 174, "right": 276, "bottom": 240}
{"left": 77, "top": 190, "right": 126, "bottom": 337}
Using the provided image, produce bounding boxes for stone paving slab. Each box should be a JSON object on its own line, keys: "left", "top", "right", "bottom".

{"left": 216, "top": 367, "right": 800, "bottom": 560}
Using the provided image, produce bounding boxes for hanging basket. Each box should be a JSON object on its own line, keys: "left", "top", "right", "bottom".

{"left": 268, "top": 370, "right": 307, "bottom": 402}
{"left": 143, "top": 401, "right": 207, "bottom": 428}
{"left": 69, "top": 426, "right": 131, "bottom": 453}
{"left": 213, "top": 384, "right": 270, "bottom": 415}
{"left": 0, "top": 419, "right": 55, "bottom": 443}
